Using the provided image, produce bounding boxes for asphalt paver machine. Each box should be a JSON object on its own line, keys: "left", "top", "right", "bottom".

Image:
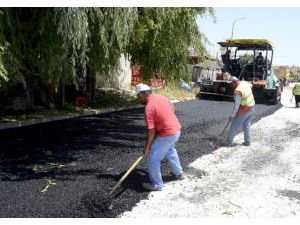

{"left": 199, "top": 39, "right": 281, "bottom": 104}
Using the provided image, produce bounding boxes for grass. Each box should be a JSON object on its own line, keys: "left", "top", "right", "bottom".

{"left": 94, "top": 88, "right": 139, "bottom": 108}
{"left": 152, "top": 84, "right": 199, "bottom": 100}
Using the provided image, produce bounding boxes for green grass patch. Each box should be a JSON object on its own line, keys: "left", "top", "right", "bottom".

{"left": 152, "top": 84, "right": 199, "bottom": 100}
{"left": 94, "top": 89, "right": 139, "bottom": 108}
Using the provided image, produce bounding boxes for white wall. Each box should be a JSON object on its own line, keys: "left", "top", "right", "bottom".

{"left": 96, "top": 54, "right": 132, "bottom": 90}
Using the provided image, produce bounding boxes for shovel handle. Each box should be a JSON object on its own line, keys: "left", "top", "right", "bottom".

{"left": 213, "top": 120, "right": 231, "bottom": 148}
{"left": 220, "top": 119, "right": 231, "bottom": 136}
{"left": 108, "top": 155, "right": 144, "bottom": 196}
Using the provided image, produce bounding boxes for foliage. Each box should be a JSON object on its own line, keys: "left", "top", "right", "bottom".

{"left": 0, "top": 7, "right": 214, "bottom": 102}
{"left": 0, "top": 8, "right": 71, "bottom": 91}
{"left": 238, "top": 53, "right": 254, "bottom": 66}
{"left": 128, "top": 7, "right": 214, "bottom": 82}
{"left": 0, "top": 8, "right": 25, "bottom": 91}
{"left": 0, "top": 43, "right": 8, "bottom": 83}
{"left": 87, "top": 8, "right": 138, "bottom": 76}
{"left": 54, "top": 8, "right": 89, "bottom": 89}
{"left": 289, "top": 71, "right": 296, "bottom": 81}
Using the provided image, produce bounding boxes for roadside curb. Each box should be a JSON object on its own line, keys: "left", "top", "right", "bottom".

{"left": 0, "top": 97, "right": 196, "bottom": 130}
{"left": 0, "top": 105, "right": 143, "bottom": 130}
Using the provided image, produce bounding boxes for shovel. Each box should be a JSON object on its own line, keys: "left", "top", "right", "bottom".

{"left": 100, "top": 155, "right": 144, "bottom": 211}
{"left": 108, "top": 155, "right": 144, "bottom": 196}
{"left": 210, "top": 120, "right": 231, "bottom": 149}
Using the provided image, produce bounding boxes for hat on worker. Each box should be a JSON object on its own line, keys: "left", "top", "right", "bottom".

{"left": 228, "top": 76, "right": 239, "bottom": 83}
{"left": 135, "top": 83, "right": 151, "bottom": 95}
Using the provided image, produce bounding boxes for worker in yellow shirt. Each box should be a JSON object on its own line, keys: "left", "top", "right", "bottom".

{"left": 292, "top": 82, "right": 300, "bottom": 108}
{"left": 226, "top": 76, "right": 255, "bottom": 147}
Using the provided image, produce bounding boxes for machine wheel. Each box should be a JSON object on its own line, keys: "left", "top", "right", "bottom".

{"left": 270, "top": 95, "right": 278, "bottom": 105}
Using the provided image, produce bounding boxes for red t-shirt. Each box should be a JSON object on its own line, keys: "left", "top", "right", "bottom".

{"left": 144, "top": 94, "right": 181, "bottom": 137}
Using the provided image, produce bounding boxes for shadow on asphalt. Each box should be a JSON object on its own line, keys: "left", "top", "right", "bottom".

{"left": 0, "top": 108, "right": 145, "bottom": 182}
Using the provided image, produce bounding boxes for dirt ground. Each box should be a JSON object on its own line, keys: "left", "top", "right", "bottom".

{"left": 121, "top": 86, "right": 300, "bottom": 218}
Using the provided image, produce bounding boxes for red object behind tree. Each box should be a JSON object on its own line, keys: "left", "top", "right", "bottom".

{"left": 131, "top": 63, "right": 165, "bottom": 87}
{"left": 75, "top": 96, "right": 87, "bottom": 107}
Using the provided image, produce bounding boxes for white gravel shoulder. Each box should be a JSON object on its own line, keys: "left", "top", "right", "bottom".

{"left": 121, "top": 86, "right": 300, "bottom": 218}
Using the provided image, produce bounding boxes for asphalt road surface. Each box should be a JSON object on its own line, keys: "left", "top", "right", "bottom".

{"left": 0, "top": 98, "right": 281, "bottom": 218}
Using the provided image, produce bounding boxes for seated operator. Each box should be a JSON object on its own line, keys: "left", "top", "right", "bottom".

{"left": 255, "top": 52, "right": 265, "bottom": 76}
{"left": 255, "top": 52, "right": 264, "bottom": 65}
{"left": 221, "top": 49, "right": 233, "bottom": 73}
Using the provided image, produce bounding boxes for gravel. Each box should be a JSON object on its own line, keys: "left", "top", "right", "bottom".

{"left": 0, "top": 87, "right": 284, "bottom": 218}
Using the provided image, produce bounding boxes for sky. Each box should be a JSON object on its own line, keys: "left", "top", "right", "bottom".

{"left": 197, "top": 7, "right": 300, "bottom": 67}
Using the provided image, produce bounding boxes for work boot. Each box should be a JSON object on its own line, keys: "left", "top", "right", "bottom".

{"left": 242, "top": 142, "right": 251, "bottom": 146}
{"left": 171, "top": 172, "right": 185, "bottom": 180}
{"left": 142, "top": 183, "right": 162, "bottom": 191}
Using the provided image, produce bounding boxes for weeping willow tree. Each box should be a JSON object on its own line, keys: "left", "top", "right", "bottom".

{"left": 0, "top": 7, "right": 214, "bottom": 109}
{"left": 85, "top": 8, "right": 138, "bottom": 104}
{"left": 128, "top": 7, "right": 214, "bottom": 83}
{"left": 0, "top": 7, "right": 138, "bottom": 106}
{"left": 0, "top": 8, "right": 28, "bottom": 92}
{"left": 0, "top": 8, "right": 69, "bottom": 107}
{"left": 0, "top": 32, "right": 8, "bottom": 84}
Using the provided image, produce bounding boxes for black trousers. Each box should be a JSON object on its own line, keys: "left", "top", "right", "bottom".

{"left": 295, "top": 95, "right": 300, "bottom": 106}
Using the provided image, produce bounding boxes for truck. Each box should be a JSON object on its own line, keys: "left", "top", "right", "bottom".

{"left": 198, "top": 39, "right": 281, "bottom": 104}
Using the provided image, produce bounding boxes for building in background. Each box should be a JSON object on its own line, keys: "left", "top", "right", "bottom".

{"left": 290, "top": 65, "right": 300, "bottom": 81}
{"left": 273, "top": 65, "right": 290, "bottom": 86}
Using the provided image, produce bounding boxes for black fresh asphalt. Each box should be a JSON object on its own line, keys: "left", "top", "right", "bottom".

{"left": 0, "top": 99, "right": 281, "bottom": 217}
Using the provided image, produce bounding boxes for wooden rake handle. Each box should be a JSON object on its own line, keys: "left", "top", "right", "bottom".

{"left": 213, "top": 120, "right": 231, "bottom": 148}
{"left": 108, "top": 155, "right": 144, "bottom": 197}
{"left": 220, "top": 119, "right": 231, "bottom": 136}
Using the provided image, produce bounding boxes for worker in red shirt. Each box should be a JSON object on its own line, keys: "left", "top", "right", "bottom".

{"left": 226, "top": 76, "right": 255, "bottom": 147}
{"left": 136, "top": 83, "right": 184, "bottom": 191}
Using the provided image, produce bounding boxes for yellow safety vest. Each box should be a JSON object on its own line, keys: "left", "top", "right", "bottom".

{"left": 293, "top": 83, "right": 300, "bottom": 96}
{"left": 235, "top": 81, "right": 255, "bottom": 107}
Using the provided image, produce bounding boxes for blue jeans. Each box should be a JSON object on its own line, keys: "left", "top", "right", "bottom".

{"left": 226, "top": 107, "right": 255, "bottom": 145}
{"left": 147, "top": 130, "right": 183, "bottom": 188}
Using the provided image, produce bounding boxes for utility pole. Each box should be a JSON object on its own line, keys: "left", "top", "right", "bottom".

{"left": 231, "top": 17, "right": 246, "bottom": 39}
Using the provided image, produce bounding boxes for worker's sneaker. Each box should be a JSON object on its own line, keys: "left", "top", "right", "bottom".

{"left": 171, "top": 172, "right": 185, "bottom": 180}
{"left": 142, "top": 183, "right": 162, "bottom": 191}
{"left": 242, "top": 142, "right": 251, "bottom": 146}
{"left": 225, "top": 143, "right": 238, "bottom": 147}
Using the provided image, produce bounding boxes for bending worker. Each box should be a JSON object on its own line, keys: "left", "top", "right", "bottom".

{"left": 135, "top": 83, "right": 184, "bottom": 192}
{"left": 292, "top": 81, "right": 300, "bottom": 107}
{"left": 226, "top": 76, "right": 255, "bottom": 147}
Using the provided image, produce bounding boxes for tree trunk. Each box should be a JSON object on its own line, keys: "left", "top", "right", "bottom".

{"left": 61, "top": 77, "right": 65, "bottom": 107}
{"left": 86, "top": 68, "right": 96, "bottom": 106}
